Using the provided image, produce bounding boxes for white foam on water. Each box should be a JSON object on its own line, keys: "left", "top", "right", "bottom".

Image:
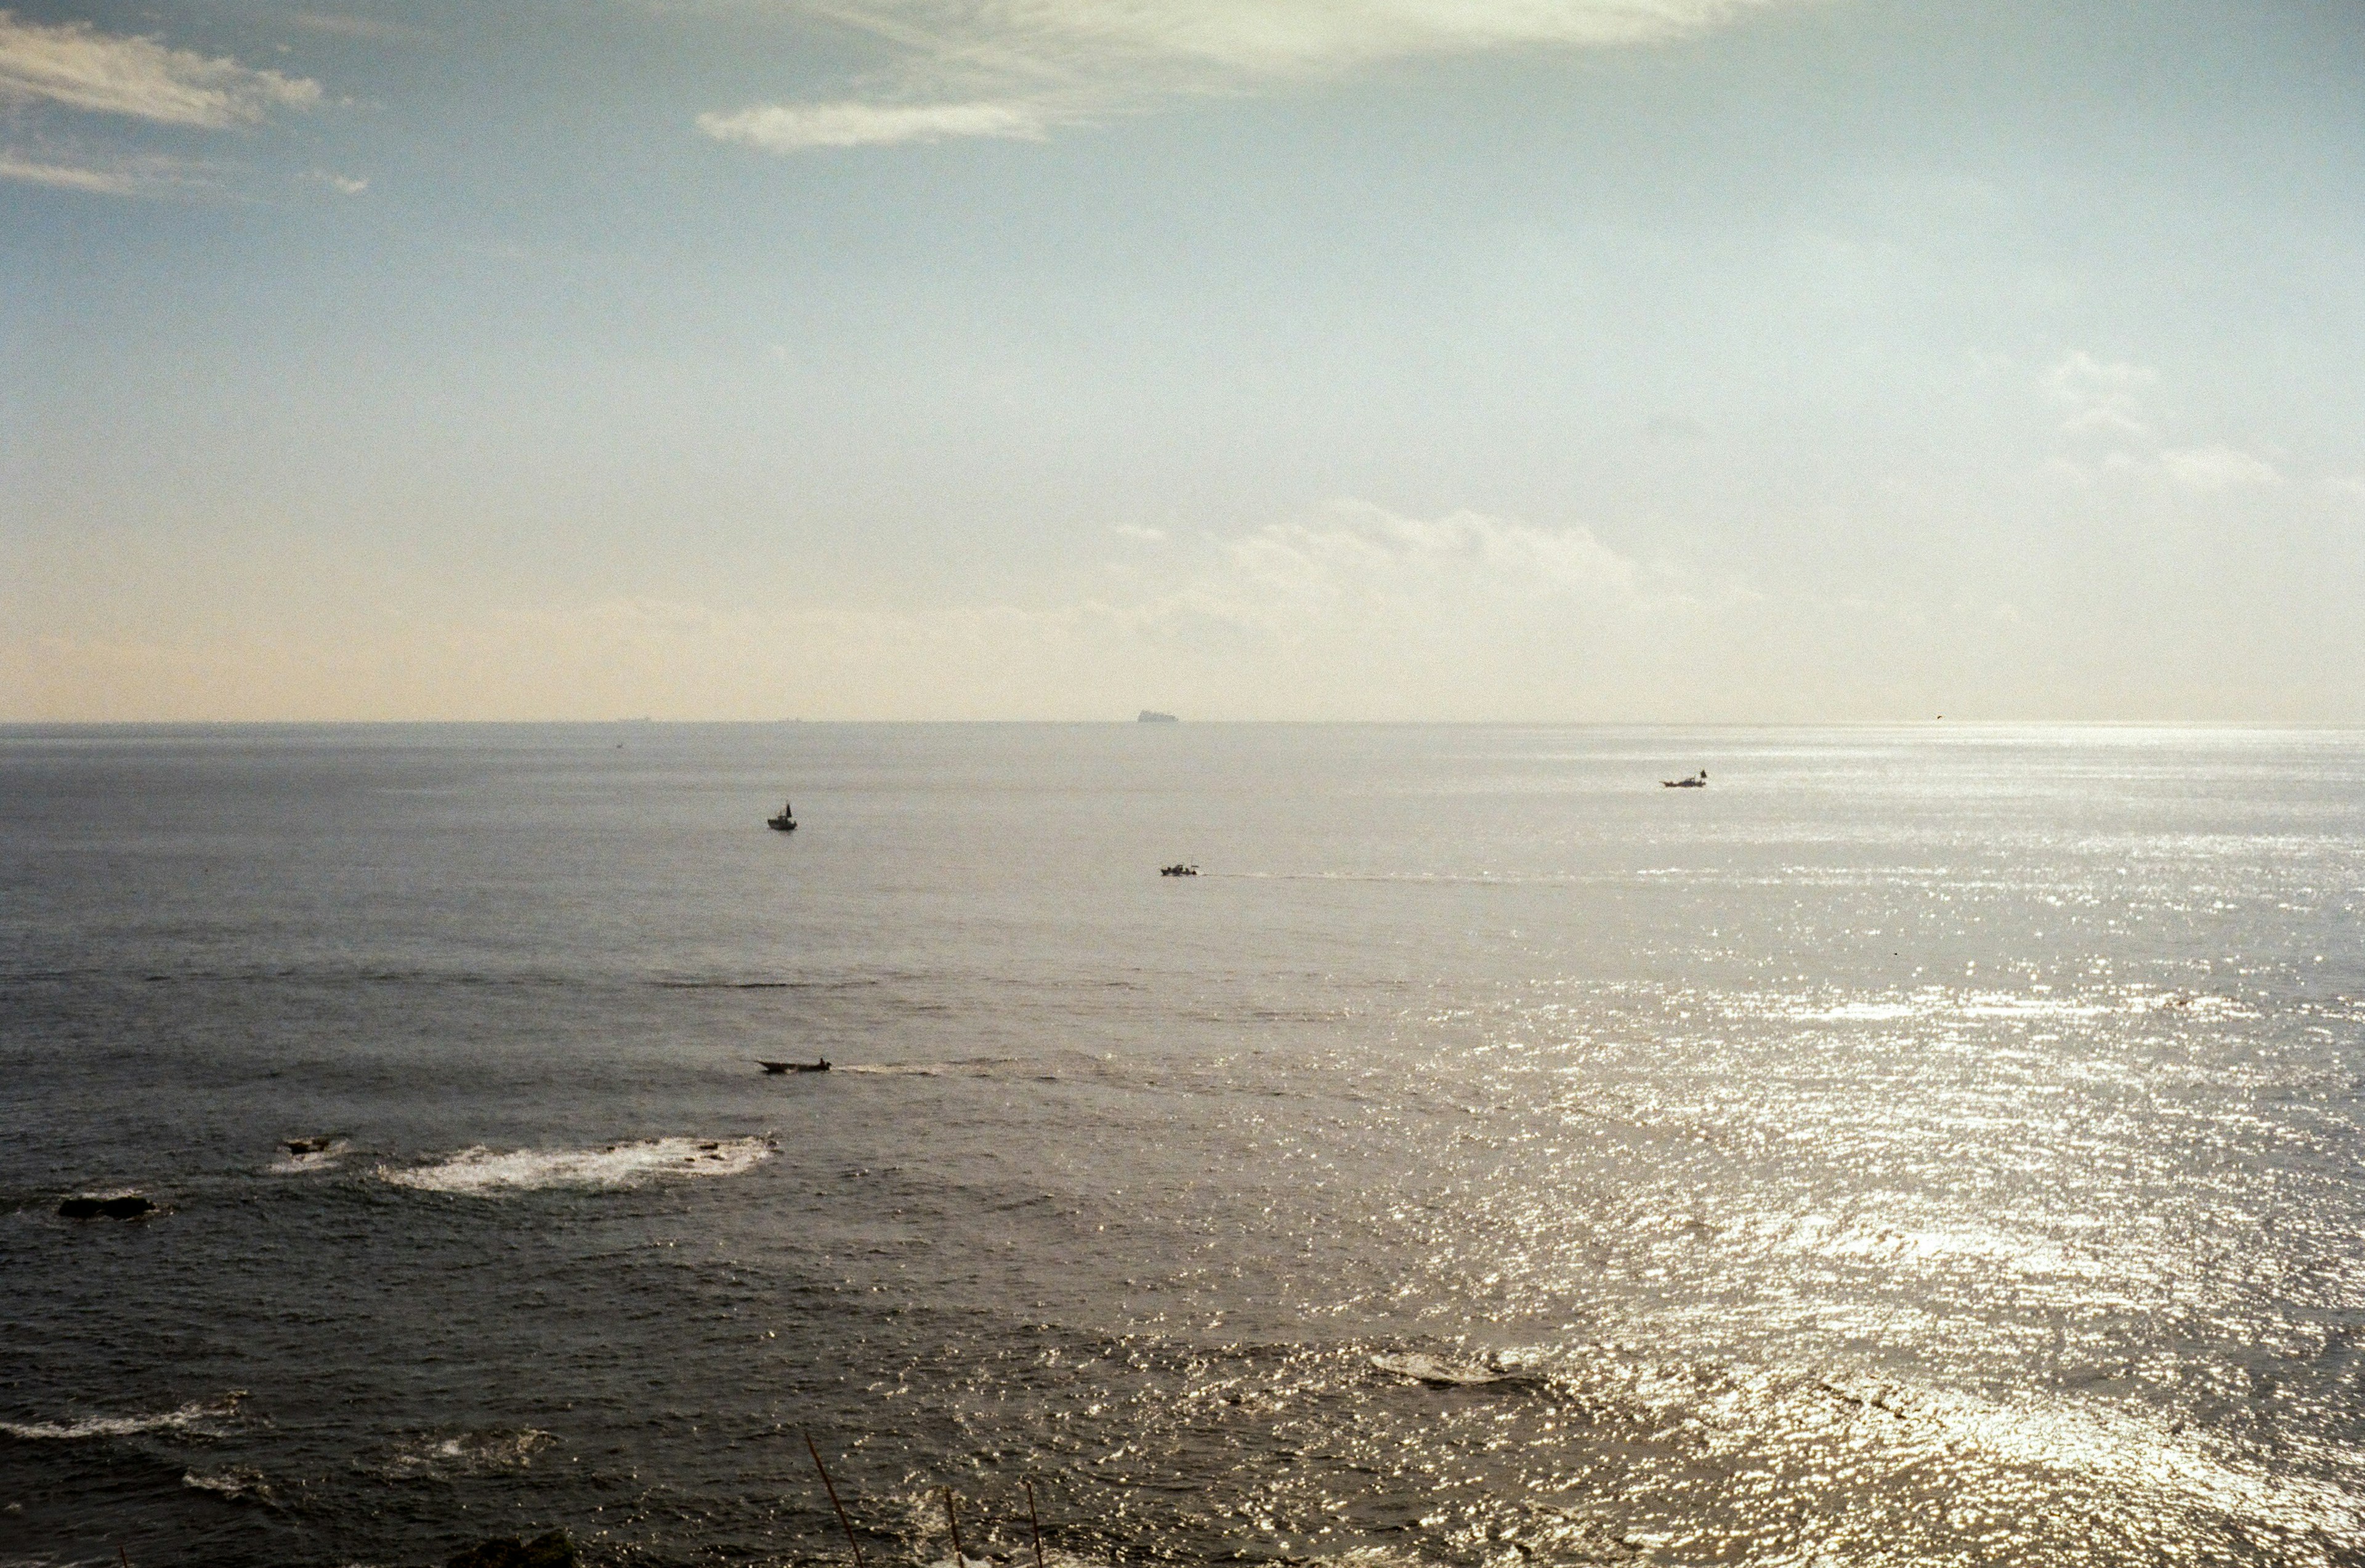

{"left": 183, "top": 1466, "right": 274, "bottom": 1504}
{"left": 382, "top": 1428, "right": 556, "bottom": 1476}
{"left": 268, "top": 1138, "right": 350, "bottom": 1174}
{"left": 378, "top": 1136, "right": 773, "bottom": 1194}
{"left": 0, "top": 1393, "right": 245, "bottom": 1441}
{"left": 1296, "top": 1548, "right": 1428, "bottom": 1568}
{"left": 1371, "top": 1352, "right": 1510, "bottom": 1386}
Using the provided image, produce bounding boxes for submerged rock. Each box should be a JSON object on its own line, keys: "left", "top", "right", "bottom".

{"left": 59, "top": 1194, "right": 155, "bottom": 1220}
{"left": 445, "top": 1530, "right": 579, "bottom": 1568}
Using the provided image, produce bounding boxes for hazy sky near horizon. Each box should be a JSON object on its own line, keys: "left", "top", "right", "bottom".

{"left": 4, "top": 0, "right": 2362, "bottom": 721}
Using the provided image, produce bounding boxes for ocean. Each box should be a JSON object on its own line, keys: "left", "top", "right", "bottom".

{"left": 2, "top": 723, "right": 2360, "bottom": 1567}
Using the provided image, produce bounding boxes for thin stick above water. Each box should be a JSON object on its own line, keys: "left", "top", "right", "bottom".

{"left": 806, "top": 1431, "right": 865, "bottom": 1568}
{"left": 1025, "top": 1477, "right": 1046, "bottom": 1568}
{"left": 945, "top": 1485, "right": 966, "bottom": 1567}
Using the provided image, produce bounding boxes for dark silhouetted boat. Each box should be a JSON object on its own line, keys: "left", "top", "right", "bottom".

{"left": 1662, "top": 770, "right": 1708, "bottom": 789}
{"left": 758, "top": 1058, "right": 830, "bottom": 1073}
{"left": 766, "top": 799, "right": 798, "bottom": 831}
{"left": 1160, "top": 863, "right": 1199, "bottom": 876}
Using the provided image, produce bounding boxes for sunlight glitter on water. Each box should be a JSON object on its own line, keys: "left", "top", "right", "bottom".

{"left": 4, "top": 724, "right": 2359, "bottom": 1567}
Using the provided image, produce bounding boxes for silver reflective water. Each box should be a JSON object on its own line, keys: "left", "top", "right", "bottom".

{"left": 1, "top": 725, "right": 2359, "bottom": 1567}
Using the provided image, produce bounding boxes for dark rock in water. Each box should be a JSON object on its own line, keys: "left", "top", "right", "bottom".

{"left": 284, "top": 1136, "right": 334, "bottom": 1154}
{"left": 446, "top": 1531, "right": 578, "bottom": 1568}
{"left": 60, "top": 1194, "right": 155, "bottom": 1220}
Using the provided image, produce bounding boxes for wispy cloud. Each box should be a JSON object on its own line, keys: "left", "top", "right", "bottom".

{"left": 2159, "top": 443, "right": 2279, "bottom": 491}
{"left": 705, "top": 0, "right": 1789, "bottom": 152}
{"left": 0, "top": 12, "right": 320, "bottom": 128}
{"left": 697, "top": 98, "right": 1051, "bottom": 151}
{"left": 288, "top": 12, "right": 432, "bottom": 44}
{"left": 1139, "top": 501, "right": 1678, "bottom": 636}
{"left": 0, "top": 150, "right": 135, "bottom": 193}
{"left": 848, "top": 0, "right": 1779, "bottom": 76}
{"left": 468, "top": 503, "right": 1708, "bottom": 718}
{"left": 0, "top": 145, "right": 221, "bottom": 196}
{"left": 2044, "top": 351, "right": 2281, "bottom": 493}
{"left": 2044, "top": 350, "right": 2155, "bottom": 440}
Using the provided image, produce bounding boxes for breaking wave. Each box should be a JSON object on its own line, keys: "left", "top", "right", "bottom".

{"left": 267, "top": 1137, "right": 350, "bottom": 1174}
{"left": 379, "top": 1136, "right": 774, "bottom": 1194}
{"left": 380, "top": 1427, "right": 557, "bottom": 1477}
{"left": 184, "top": 1466, "right": 275, "bottom": 1505}
{"left": 1371, "top": 1352, "right": 1515, "bottom": 1386}
{"left": 0, "top": 1392, "right": 246, "bottom": 1441}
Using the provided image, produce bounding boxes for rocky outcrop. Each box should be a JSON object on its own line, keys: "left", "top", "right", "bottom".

{"left": 59, "top": 1194, "right": 155, "bottom": 1219}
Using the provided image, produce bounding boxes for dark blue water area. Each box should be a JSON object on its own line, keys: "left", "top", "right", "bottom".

{"left": 2, "top": 724, "right": 2362, "bottom": 1567}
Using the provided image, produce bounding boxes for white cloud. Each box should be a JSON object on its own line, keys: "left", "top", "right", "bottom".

{"left": 2043, "top": 353, "right": 2282, "bottom": 493}
{"left": 305, "top": 167, "right": 368, "bottom": 193}
{"left": 876, "top": 0, "right": 1781, "bottom": 77}
{"left": 288, "top": 12, "right": 432, "bottom": 44}
{"left": 1149, "top": 501, "right": 1668, "bottom": 635}
{"left": 400, "top": 504, "right": 1699, "bottom": 718}
{"left": 2044, "top": 350, "right": 2155, "bottom": 440}
{"left": 0, "top": 12, "right": 320, "bottom": 127}
{"left": 706, "top": 0, "right": 1788, "bottom": 152}
{"left": 2159, "top": 444, "right": 2279, "bottom": 491}
{"left": 697, "top": 98, "right": 1050, "bottom": 150}
{"left": 0, "top": 150, "right": 135, "bottom": 193}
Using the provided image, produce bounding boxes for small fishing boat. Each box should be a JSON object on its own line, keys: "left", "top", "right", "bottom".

{"left": 1160, "top": 863, "right": 1199, "bottom": 876}
{"left": 1661, "top": 770, "right": 1708, "bottom": 789}
{"left": 758, "top": 1058, "right": 830, "bottom": 1073}
{"left": 766, "top": 798, "right": 798, "bottom": 831}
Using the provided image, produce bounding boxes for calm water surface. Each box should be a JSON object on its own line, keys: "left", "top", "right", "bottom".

{"left": 2, "top": 724, "right": 2361, "bottom": 1567}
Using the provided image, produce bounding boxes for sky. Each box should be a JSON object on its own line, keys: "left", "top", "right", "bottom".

{"left": 3, "top": 0, "right": 2362, "bottom": 721}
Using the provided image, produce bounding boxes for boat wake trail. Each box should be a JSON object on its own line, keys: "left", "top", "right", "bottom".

{"left": 378, "top": 1136, "right": 774, "bottom": 1194}
{"left": 839, "top": 1057, "right": 1022, "bottom": 1078}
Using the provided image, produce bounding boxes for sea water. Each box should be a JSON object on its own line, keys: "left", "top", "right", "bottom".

{"left": 1, "top": 723, "right": 2360, "bottom": 1567}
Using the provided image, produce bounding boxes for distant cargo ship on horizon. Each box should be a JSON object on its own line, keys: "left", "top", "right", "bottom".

{"left": 1138, "top": 710, "right": 1179, "bottom": 723}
